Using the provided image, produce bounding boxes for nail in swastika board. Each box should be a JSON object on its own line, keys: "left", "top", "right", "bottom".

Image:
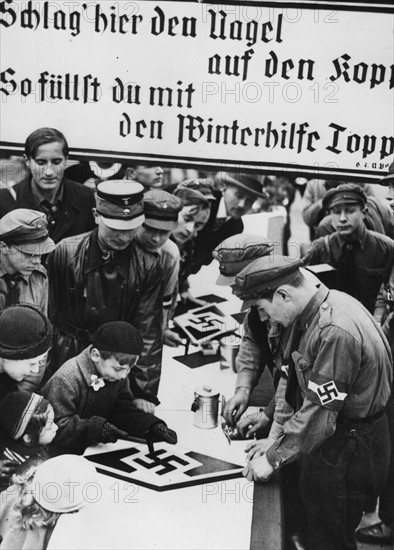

{"left": 85, "top": 442, "right": 243, "bottom": 491}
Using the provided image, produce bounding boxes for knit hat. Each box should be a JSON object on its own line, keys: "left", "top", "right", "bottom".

{"left": 322, "top": 183, "right": 367, "bottom": 211}
{"left": 0, "top": 305, "right": 53, "bottom": 360}
{"left": 233, "top": 255, "right": 304, "bottom": 310}
{"left": 0, "top": 391, "right": 48, "bottom": 439}
{"left": 213, "top": 233, "right": 274, "bottom": 285}
{"left": 143, "top": 189, "right": 183, "bottom": 230}
{"left": 0, "top": 209, "right": 55, "bottom": 255}
{"left": 33, "top": 455, "right": 98, "bottom": 513}
{"left": 92, "top": 321, "right": 143, "bottom": 356}
{"left": 95, "top": 180, "right": 145, "bottom": 230}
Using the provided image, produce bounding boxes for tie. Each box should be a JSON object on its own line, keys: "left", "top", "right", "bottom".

{"left": 336, "top": 242, "right": 356, "bottom": 295}
{"left": 3, "top": 274, "right": 24, "bottom": 306}
{"left": 41, "top": 200, "right": 59, "bottom": 229}
{"left": 213, "top": 217, "right": 226, "bottom": 231}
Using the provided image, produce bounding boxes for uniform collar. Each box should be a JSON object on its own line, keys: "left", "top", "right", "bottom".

{"left": 0, "top": 261, "right": 47, "bottom": 283}
{"left": 337, "top": 223, "right": 367, "bottom": 250}
{"left": 297, "top": 283, "right": 330, "bottom": 330}
{"left": 85, "top": 229, "right": 131, "bottom": 277}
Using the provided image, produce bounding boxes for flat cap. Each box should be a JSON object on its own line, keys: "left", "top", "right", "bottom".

{"left": 322, "top": 183, "right": 367, "bottom": 211}
{"left": 0, "top": 209, "right": 55, "bottom": 255}
{"left": 96, "top": 180, "right": 145, "bottom": 230}
{"left": 213, "top": 233, "right": 274, "bottom": 286}
{"left": 233, "top": 255, "right": 304, "bottom": 310}
{"left": 217, "top": 172, "right": 267, "bottom": 199}
{"left": 378, "top": 161, "right": 394, "bottom": 186}
{"left": 143, "top": 189, "right": 183, "bottom": 231}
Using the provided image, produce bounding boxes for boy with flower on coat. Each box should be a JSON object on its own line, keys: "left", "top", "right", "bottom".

{"left": 42, "top": 321, "right": 177, "bottom": 455}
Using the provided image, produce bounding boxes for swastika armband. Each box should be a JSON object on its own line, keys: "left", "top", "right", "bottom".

{"left": 308, "top": 380, "right": 347, "bottom": 407}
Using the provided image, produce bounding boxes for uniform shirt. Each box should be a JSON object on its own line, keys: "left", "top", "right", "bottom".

{"left": 266, "top": 284, "right": 393, "bottom": 470}
{"left": 135, "top": 238, "right": 180, "bottom": 327}
{"left": 0, "top": 262, "right": 48, "bottom": 313}
{"left": 304, "top": 224, "right": 394, "bottom": 312}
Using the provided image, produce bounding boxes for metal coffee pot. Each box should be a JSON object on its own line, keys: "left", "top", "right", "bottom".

{"left": 191, "top": 385, "right": 220, "bottom": 429}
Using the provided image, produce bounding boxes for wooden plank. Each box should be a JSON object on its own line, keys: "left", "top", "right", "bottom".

{"left": 250, "top": 473, "right": 284, "bottom": 550}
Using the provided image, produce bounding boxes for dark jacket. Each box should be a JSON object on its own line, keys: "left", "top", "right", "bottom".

{"left": 190, "top": 191, "right": 244, "bottom": 274}
{"left": 304, "top": 226, "right": 394, "bottom": 313}
{"left": 0, "top": 176, "right": 95, "bottom": 243}
{"left": 46, "top": 229, "right": 164, "bottom": 403}
{"left": 42, "top": 348, "right": 162, "bottom": 455}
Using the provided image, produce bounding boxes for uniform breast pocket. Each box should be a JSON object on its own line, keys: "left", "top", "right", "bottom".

{"left": 292, "top": 350, "right": 313, "bottom": 387}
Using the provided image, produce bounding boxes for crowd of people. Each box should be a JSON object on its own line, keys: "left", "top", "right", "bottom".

{"left": 0, "top": 126, "right": 393, "bottom": 550}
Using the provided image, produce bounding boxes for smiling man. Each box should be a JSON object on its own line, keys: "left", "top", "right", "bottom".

{"left": 190, "top": 171, "right": 267, "bottom": 274}
{"left": 233, "top": 255, "right": 393, "bottom": 550}
{"left": 0, "top": 128, "right": 95, "bottom": 243}
{"left": 304, "top": 183, "right": 394, "bottom": 313}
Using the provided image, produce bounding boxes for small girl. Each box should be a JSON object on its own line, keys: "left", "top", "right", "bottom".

{"left": 0, "top": 391, "right": 57, "bottom": 491}
{"left": 0, "top": 454, "right": 97, "bottom": 550}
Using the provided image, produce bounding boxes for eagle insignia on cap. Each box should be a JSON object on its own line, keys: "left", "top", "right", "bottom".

{"left": 122, "top": 198, "right": 131, "bottom": 206}
{"left": 163, "top": 203, "right": 168, "bottom": 209}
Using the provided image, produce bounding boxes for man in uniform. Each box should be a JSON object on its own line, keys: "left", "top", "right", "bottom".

{"left": 212, "top": 233, "right": 280, "bottom": 435}
{"left": 304, "top": 183, "right": 394, "bottom": 313}
{"left": 236, "top": 256, "right": 392, "bottom": 550}
{"left": 47, "top": 180, "right": 164, "bottom": 412}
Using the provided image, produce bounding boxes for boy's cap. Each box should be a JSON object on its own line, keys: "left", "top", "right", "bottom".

{"left": 96, "top": 180, "right": 145, "bottom": 230}
{"left": 322, "top": 183, "right": 367, "bottom": 211}
{"left": 92, "top": 321, "right": 143, "bottom": 356}
{"left": 233, "top": 255, "right": 304, "bottom": 310}
{"left": 33, "top": 455, "right": 98, "bottom": 513}
{"left": 218, "top": 172, "right": 268, "bottom": 199}
{"left": 0, "top": 305, "right": 53, "bottom": 360}
{"left": 143, "top": 189, "right": 183, "bottom": 230}
{"left": 213, "top": 233, "right": 274, "bottom": 286}
{"left": 0, "top": 391, "right": 48, "bottom": 440}
{"left": 0, "top": 209, "right": 55, "bottom": 255}
{"left": 175, "top": 179, "right": 216, "bottom": 202}
{"left": 378, "top": 162, "right": 394, "bottom": 186}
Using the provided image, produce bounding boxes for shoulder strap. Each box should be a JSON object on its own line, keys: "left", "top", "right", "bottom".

{"left": 323, "top": 235, "right": 331, "bottom": 256}
{"left": 7, "top": 184, "right": 17, "bottom": 202}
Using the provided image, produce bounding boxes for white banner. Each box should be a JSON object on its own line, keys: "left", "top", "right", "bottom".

{"left": 1, "top": 0, "right": 393, "bottom": 178}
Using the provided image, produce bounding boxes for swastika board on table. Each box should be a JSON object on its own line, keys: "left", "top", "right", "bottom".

{"left": 85, "top": 442, "right": 243, "bottom": 491}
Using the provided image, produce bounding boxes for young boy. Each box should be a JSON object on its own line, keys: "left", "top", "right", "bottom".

{"left": 42, "top": 321, "right": 177, "bottom": 455}
{"left": 136, "top": 189, "right": 183, "bottom": 348}
{"left": 0, "top": 304, "right": 53, "bottom": 481}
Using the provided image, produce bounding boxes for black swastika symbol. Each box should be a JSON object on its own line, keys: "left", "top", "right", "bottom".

{"left": 317, "top": 381, "right": 339, "bottom": 404}
{"left": 134, "top": 451, "right": 189, "bottom": 475}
